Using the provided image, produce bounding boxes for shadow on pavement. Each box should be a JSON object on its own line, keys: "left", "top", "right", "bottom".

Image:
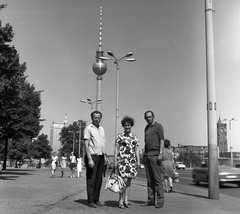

{"left": 0, "top": 169, "right": 34, "bottom": 180}
{"left": 103, "top": 200, "right": 119, "bottom": 208}
{"left": 74, "top": 199, "right": 89, "bottom": 206}
{"left": 128, "top": 199, "right": 145, "bottom": 205}
{"left": 173, "top": 190, "right": 208, "bottom": 199}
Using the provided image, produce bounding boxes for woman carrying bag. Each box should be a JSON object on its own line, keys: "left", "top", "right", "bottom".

{"left": 114, "top": 116, "right": 140, "bottom": 209}
{"left": 161, "top": 139, "right": 175, "bottom": 193}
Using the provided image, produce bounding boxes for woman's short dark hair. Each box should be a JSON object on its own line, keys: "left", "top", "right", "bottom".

{"left": 91, "top": 110, "right": 102, "bottom": 119}
{"left": 121, "top": 116, "right": 135, "bottom": 127}
{"left": 164, "top": 139, "right": 171, "bottom": 148}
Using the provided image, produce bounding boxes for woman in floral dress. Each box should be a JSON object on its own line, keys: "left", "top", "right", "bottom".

{"left": 114, "top": 116, "right": 140, "bottom": 209}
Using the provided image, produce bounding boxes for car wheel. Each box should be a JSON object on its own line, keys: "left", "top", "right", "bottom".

{"left": 193, "top": 176, "right": 199, "bottom": 185}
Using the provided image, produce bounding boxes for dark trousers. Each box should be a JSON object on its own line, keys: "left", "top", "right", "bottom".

{"left": 145, "top": 154, "right": 164, "bottom": 205}
{"left": 85, "top": 154, "right": 104, "bottom": 203}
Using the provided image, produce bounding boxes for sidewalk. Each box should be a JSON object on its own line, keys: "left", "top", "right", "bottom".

{"left": 0, "top": 168, "right": 239, "bottom": 214}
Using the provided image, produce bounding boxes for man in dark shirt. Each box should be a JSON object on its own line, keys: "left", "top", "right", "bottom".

{"left": 142, "top": 110, "right": 164, "bottom": 208}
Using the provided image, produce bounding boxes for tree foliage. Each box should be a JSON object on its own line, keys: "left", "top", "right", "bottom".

{"left": 177, "top": 150, "right": 208, "bottom": 168}
{"left": 29, "top": 134, "right": 52, "bottom": 161}
{"left": 59, "top": 121, "right": 87, "bottom": 158}
{"left": 0, "top": 4, "right": 43, "bottom": 169}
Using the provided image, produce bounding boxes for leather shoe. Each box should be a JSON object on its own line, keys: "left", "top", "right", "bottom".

{"left": 155, "top": 204, "right": 164, "bottom": 209}
{"left": 95, "top": 201, "right": 103, "bottom": 207}
{"left": 88, "top": 203, "right": 97, "bottom": 208}
{"left": 141, "top": 201, "right": 154, "bottom": 206}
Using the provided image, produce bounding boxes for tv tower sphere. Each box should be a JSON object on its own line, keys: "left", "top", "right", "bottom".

{"left": 92, "top": 58, "right": 107, "bottom": 77}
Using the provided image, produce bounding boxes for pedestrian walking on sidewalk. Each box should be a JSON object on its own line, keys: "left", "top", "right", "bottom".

{"left": 84, "top": 110, "right": 106, "bottom": 208}
{"left": 51, "top": 152, "right": 59, "bottom": 178}
{"left": 77, "top": 154, "right": 82, "bottom": 178}
{"left": 161, "top": 139, "right": 175, "bottom": 193}
{"left": 114, "top": 116, "right": 140, "bottom": 209}
{"left": 69, "top": 152, "right": 76, "bottom": 178}
{"left": 59, "top": 153, "right": 67, "bottom": 178}
{"left": 142, "top": 110, "right": 165, "bottom": 208}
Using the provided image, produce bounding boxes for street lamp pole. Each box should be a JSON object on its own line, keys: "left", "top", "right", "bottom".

{"left": 73, "top": 120, "right": 87, "bottom": 157}
{"left": 205, "top": 0, "right": 219, "bottom": 199}
{"left": 223, "top": 118, "right": 237, "bottom": 166}
{"left": 69, "top": 131, "right": 76, "bottom": 154}
{"left": 80, "top": 98, "right": 102, "bottom": 111}
{"left": 100, "top": 51, "right": 136, "bottom": 138}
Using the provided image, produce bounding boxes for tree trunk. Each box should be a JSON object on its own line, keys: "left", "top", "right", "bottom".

{"left": 38, "top": 158, "right": 41, "bottom": 168}
{"left": 2, "top": 137, "right": 8, "bottom": 170}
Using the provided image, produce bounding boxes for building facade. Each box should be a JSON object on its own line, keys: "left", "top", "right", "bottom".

{"left": 50, "top": 115, "right": 68, "bottom": 154}
{"left": 217, "top": 117, "right": 228, "bottom": 153}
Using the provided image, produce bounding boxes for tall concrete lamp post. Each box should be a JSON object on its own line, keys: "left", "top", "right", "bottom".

{"left": 223, "top": 118, "right": 237, "bottom": 166}
{"left": 205, "top": 0, "right": 219, "bottom": 199}
{"left": 73, "top": 120, "right": 87, "bottom": 157}
{"left": 73, "top": 120, "right": 87, "bottom": 178}
{"left": 100, "top": 51, "right": 136, "bottom": 139}
{"left": 69, "top": 131, "right": 76, "bottom": 154}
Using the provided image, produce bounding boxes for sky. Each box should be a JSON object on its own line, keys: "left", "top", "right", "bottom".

{"left": 1, "top": 0, "right": 240, "bottom": 155}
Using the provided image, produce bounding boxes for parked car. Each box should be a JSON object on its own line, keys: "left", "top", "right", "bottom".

{"left": 192, "top": 157, "right": 240, "bottom": 187}
{"left": 139, "top": 164, "right": 145, "bottom": 169}
{"left": 175, "top": 162, "right": 186, "bottom": 170}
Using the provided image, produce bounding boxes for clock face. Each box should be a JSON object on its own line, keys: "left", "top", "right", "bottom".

{"left": 220, "top": 128, "right": 224, "bottom": 132}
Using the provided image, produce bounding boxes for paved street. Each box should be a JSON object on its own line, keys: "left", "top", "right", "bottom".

{"left": 0, "top": 167, "right": 240, "bottom": 214}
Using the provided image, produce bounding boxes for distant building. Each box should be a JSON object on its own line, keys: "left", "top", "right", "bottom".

{"left": 173, "top": 145, "right": 208, "bottom": 159}
{"left": 220, "top": 152, "right": 240, "bottom": 159}
{"left": 50, "top": 114, "right": 68, "bottom": 154}
{"left": 217, "top": 117, "right": 228, "bottom": 153}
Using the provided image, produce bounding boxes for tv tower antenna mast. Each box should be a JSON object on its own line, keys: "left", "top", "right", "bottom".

{"left": 92, "top": 6, "right": 107, "bottom": 112}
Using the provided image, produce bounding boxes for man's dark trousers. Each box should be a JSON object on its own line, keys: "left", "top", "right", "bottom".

{"left": 85, "top": 154, "right": 104, "bottom": 203}
{"left": 145, "top": 154, "right": 164, "bottom": 206}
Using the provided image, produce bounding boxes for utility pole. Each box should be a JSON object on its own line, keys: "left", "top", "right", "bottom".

{"left": 205, "top": 0, "right": 219, "bottom": 199}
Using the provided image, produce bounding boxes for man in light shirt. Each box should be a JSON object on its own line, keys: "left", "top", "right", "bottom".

{"left": 84, "top": 111, "right": 106, "bottom": 208}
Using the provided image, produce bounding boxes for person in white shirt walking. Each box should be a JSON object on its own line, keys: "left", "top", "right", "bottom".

{"left": 69, "top": 152, "right": 76, "bottom": 178}
{"left": 51, "top": 152, "right": 58, "bottom": 178}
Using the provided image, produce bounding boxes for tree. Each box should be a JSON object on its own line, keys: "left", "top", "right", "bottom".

{"left": 0, "top": 4, "right": 43, "bottom": 169}
{"left": 8, "top": 138, "right": 30, "bottom": 168}
{"left": 59, "top": 121, "right": 86, "bottom": 158}
{"left": 29, "top": 134, "right": 52, "bottom": 168}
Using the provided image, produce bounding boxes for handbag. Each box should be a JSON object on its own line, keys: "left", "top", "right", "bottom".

{"left": 105, "top": 168, "right": 126, "bottom": 193}
{"left": 172, "top": 170, "right": 179, "bottom": 183}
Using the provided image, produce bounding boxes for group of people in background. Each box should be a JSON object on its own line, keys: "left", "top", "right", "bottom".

{"left": 50, "top": 151, "right": 82, "bottom": 178}
{"left": 83, "top": 110, "right": 176, "bottom": 209}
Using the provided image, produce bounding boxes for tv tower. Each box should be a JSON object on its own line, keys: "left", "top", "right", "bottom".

{"left": 92, "top": 6, "right": 107, "bottom": 112}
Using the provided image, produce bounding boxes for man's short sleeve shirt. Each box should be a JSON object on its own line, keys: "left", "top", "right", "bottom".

{"left": 84, "top": 123, "right": 106, "bottom": 155}
{"left": 144, "top": 122, "right": 164, "bottom": 153}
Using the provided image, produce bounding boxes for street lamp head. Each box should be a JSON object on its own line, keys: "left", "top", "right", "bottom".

{"left": 87, "top": 98, "right": 91, "bottom": 102}
{"left": 99, "top": 56, "right": 111, "bottom": 61}
{"left": 124, "top": 52, "right": 133, "bottom": 58}
{"left": 125, "top": 58, "right": 136, "bottom": 62}
{"left": 107, "top": 51, "right": 115, "bottom": 57}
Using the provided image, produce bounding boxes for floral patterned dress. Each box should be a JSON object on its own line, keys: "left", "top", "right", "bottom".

{"left": 116, "top": 132, "right": 139, "bottom": 178}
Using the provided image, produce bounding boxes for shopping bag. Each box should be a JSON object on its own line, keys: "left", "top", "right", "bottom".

{"left": 172, "top": 170, "right": 179, "bottom": 183}
{"left": 105, "top": 168, "right": 125, "bottom": 193}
